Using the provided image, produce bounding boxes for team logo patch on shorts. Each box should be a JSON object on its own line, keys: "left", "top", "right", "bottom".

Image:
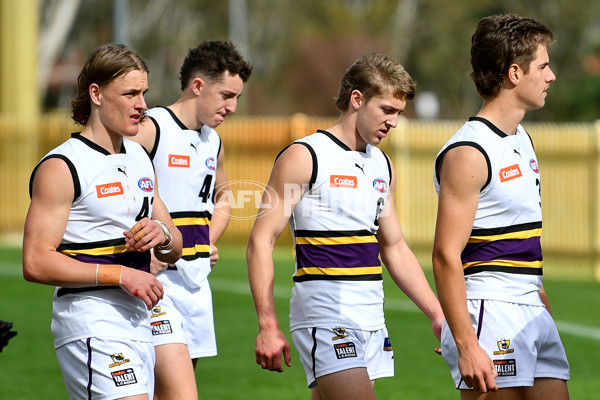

{"left": 493, "top": 359, "right": 516, "bottom": 376}
{"left": 151, "top": 320, "right": 173, "bottom": 335}
{"left": 151, "top": 305, "right": 166, "bottom": 318}
{"left": 112, "top": 368, "right": 138, "bottom": 386}
{"left": 334, "top": 342, "right": 357, "bottom": 359}
{"left": 109, "top": 353, "right": 130, "bottom": 368}
{"left": 331, "top": 327, "right": 349, "bottom": 340}
{"left": 493, "top": 338, "right": 515, "bottom": 355}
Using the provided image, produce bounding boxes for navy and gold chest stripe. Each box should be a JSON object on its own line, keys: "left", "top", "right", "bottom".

{"left": 461, "top": 221, "right": 543, "bottom": 276}
{"left": 56, "top": 237, "right": 150, "bottom": 296}
{"left": 170, "top": 211, "right": 211, "bottom": 260}
{"left": 293, "top": 229, "right": 382, "bottom": 282}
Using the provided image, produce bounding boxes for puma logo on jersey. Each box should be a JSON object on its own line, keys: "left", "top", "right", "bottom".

{"left": 330, "top": 175, "right": 357, "bottom": 188}
{"left": 355, "top": 163, "right": 365, "bottom": 174}
{"left": 168, "top": 154, "right": 190, "bottom": 168}
{"left": 96, "top": 182, "right": 124, "bottom": 198}
{"left": 499, "top": 164, "right": 522, "bottom": 182}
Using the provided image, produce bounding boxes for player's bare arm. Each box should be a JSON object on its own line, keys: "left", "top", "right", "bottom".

{"left": 247, "top": 143, "right": 312, "bottom": 372}
{"left": 432, "top": 145, "right": 498, "bottom": 393}
{"left": 23, "top": 157, "right": 95, "bottom": 287}
{"left": 377, "top": 157, "right": 444, "bottom": 342}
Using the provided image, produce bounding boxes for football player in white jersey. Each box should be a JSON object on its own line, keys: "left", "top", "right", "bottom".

{"left": 23, "top": 44, "right": 182, "bottom": 400}
{"left": 131, "top": 40, "right": 252, "bottom": 400}
{"left": 247, "top": 53, "right": 444, "bottom": 400}
{"left": 433, "top": 14, "right": 570, "bottom": 399}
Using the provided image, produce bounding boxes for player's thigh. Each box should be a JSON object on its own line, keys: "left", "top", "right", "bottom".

{"left": 314, "top": 367, "right": 376, "bottom": 400}
{"left": 154, "top": 343, "right": 197, "bottom": 400}
{"left": 459, "top": 379, "right": 568, "bottom": 400}
{"left": 524, "top": 378, "right": 569, "bottom": 400}
{"left": 460, "top": 387, "right": 524, "bottom": 400}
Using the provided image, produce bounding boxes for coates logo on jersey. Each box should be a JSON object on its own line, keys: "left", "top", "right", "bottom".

{"left": 205, "top": 157, "right": 216, "bottom": 171}
{"left": 372, "top": 178, "right": 387, "bottom": 193}
{"left": 138, "top": 177, "right": 154, "bottom": 192}
{"left": 529, "top": 159, "right": 539, "bottom": 174}
{"left": 96, "top": 182, "right": 124, "bottom": 198}
{"left": 499, "top": 164, "right": 522, "bottom": 182}
{"left": 330, "top": 175, "right": 357, "bottom": 188}
{"left": 168, "top": 154, "right": 190, "bottom": 168}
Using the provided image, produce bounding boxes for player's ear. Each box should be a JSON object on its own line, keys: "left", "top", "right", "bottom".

{"left": 350, "top": 90, "right": 363, "bottom": 110}
{"left": 191, "top": 77, "right": 205, "bottom": 96}
{"left": 89, "top": 83, "right": 101, "bottom": 105}
{"left": 507, "top": 63, "right": 521, "bottom": 86}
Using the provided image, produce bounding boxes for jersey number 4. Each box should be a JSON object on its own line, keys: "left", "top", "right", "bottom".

{"left": 198, "top": 175, "right": 214, "bottom": 203}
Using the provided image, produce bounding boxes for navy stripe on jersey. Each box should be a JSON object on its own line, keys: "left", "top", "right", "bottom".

{"left": 293, "top": 229, "right": 382, "bottom": 282}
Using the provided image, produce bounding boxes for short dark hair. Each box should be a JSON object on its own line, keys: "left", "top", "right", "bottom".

{"left": 334, "top": 52, "right": 415, "bottom": 112}
{"left": 71, "top": 44, "right": 148, "bottom": 125}
{"left": 179, "top": 40, "right": 253, "bottom": 90}
{"left": 470, "top": 14, "right": 554, "bottom": 98}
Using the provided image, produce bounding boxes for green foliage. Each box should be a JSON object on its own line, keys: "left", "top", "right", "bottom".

{"left": 40, "top": 0, "right": 600, "bottom": 121}
{"left": 2, "top": 245, "right": 599, "bottom": 398}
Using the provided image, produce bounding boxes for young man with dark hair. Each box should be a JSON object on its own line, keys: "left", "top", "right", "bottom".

{"left": 131, "top": 40, "right": 252, "bottom": 400}
{"left": 433, "top": 14, "right": 570, "bottom": 399}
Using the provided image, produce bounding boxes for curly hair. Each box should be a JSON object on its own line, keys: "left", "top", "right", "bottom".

{"left": 179, "top": 40, "right": 253, "bottom": 90}
{"left": 470, "top": 14, "right": 554, "bottom": 98}
{"left": 334, "top": 52, "right": 415, "bottom": 112}
{"left": 71, "top": 44, "right": 148, "bottom": 126}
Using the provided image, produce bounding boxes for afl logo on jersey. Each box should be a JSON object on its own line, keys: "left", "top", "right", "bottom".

{"left": 373, "top": 178, "right": 387, "bottom": 193}
{"left": 529, "top": 159, "right": 539, "bottom": 174}
{"left": 205, "top": 157, "right": 216, "bottom": 171}
{"left": 138, "top": 177, "right": 154, "bottom": 192}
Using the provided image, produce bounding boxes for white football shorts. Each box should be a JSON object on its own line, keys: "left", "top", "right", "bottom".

{"left": 441, "top": 299, "right": 570, "bottom": 389}
{"left": 292, "top": 326, "right": 394, "bottom": 388}
{"left": 56, "top": 336, "right": 155, "bottom": 400}
{"left": 150, "top": 268, "right": 217, "bottom": 359}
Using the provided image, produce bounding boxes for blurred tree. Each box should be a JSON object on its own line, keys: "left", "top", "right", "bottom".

{"left": 37, "top": 0, "right": 600, "bottom": 121}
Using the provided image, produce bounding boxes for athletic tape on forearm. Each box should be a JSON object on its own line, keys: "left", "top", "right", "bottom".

{"left": 96, "top": 264, "right": 122, "bottom": 286}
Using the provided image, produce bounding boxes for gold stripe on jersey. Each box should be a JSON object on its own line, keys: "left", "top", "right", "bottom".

{"left": 182, "top": 244, "right": 211, "bottom": 257}
{"left": 172, "top": 216, "right": 210, "bottom": 226}
{"left": 468, "top": 227, "right": 541, "bottom": 243}
{"left": 463, "top": 259, "right": 543, "bottom": 270}
{"left": 59, "top": 244, "right": 128, "bottom": 256}
{"left": 295, "top": 235, "right": 378, "bottom": 246}
{"left": 294, "top": 266, "right": 383, "bottom": 278}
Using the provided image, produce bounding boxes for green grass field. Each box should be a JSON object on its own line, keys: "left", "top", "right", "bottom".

{"left": 1, "top": 244, "right": 599, "bottom": 399}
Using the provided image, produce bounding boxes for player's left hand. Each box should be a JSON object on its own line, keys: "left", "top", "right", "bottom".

{"left": 124, "top": 218, "right": 166, "bottom": 252}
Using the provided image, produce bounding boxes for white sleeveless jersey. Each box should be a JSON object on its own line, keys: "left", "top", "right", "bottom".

{"left": 434, "top": 117, "right": 544, "bottom": 305}
{"left": 146, "top": 106, "right": 221, "bottom": 288}
{"left": 31, "top": 134, "right": 155, "bottom": 348}
{"left": 288, "top": 131, "right": 392, "bottom": 331}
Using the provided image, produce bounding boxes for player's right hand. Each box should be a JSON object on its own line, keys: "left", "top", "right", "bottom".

{"left": 458, "top": 346, "right": 498, "bottom": 393}
{"left": 119, "top": 267, "right": 164, "bottom": 310}
{"left": 255, "top": 328, "right": 292, "bottom": 373}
